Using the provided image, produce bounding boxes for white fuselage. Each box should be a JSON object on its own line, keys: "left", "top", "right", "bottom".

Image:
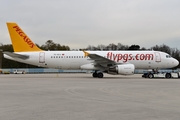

{"left": 4, "top": 51, "right": 179, "bottom": 70}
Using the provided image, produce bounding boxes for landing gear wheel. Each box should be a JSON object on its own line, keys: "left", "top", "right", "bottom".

{"left": 92, "top": 72, "right": 98, "bottom": 78}
{"left": 97, "top": 72, "right": 104, "bottom": 78}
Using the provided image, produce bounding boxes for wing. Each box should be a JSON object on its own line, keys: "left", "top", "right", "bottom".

{"left": 3, "top": 52, "right": 29, "bottom": 60}
{"left": 84, "top": 51, "right": 122, "bottom": 68}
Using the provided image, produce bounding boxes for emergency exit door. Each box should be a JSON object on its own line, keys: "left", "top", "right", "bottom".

{"left": 39, "top": 52, "right": 45, "bottom": 63}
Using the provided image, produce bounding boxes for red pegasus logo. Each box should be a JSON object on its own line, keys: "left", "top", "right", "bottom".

{"left": 13, "top": 26, "right": 34, "bottom": 48}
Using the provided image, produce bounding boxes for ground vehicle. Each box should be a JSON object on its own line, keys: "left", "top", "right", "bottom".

{"left": 142, "top": 71, "right": 180, "bottom": 78}
{"left": 0, "top": 69, "right": 10, "bottom": 74}
{"left": 13, "top": 70, "right": 25, "bottom": 74}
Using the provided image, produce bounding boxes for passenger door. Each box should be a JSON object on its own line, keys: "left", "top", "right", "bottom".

{"left": 39, "top": 52, "right": 45, "bottom": 63}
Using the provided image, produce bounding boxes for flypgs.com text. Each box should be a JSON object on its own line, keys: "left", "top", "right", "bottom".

{"left": 107, "top": 52, "right": 154, "bottom": 62}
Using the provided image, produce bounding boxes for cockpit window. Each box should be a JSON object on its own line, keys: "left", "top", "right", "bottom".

{"left": 166, "top": 55, "right": 171, "bottom": 58}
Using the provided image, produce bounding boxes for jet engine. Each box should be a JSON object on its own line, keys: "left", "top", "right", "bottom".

{"left": 108, "top": 64, "right": 135, "bottom": 75}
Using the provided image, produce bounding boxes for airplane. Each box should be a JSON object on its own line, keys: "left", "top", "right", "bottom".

{"left": 3, "top": 22, "right": 179, "bottom": 78}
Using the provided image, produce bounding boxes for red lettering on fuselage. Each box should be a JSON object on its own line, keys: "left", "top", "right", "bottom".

{"left": 13, "top": 26, "right": 34, "bottom": 48}
{"left": 107, "top": 52, "right": 154, "bottom": 62}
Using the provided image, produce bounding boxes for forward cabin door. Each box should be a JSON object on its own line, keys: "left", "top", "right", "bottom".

{"left": 155, "top": 52, "right": 161, "bottom": 62}
{"left": 39, "top": 52, "right": 45, "bottom": 63}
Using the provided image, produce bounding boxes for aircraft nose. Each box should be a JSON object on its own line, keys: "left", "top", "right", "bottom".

{"left": 172, "top": 58, "right": 179, "bottom": 67}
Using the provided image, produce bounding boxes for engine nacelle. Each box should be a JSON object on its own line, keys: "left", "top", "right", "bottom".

{"left": 108, "top": 64, "right": 135, "bottom": 75}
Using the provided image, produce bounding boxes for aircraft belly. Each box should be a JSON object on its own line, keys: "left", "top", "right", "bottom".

{"left": 133, "top": 61, "right": 154, "bottom": 69}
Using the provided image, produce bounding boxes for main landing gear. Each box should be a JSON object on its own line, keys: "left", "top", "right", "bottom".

{"left": 92, "top": 71, "right": 104, "bottom": 78}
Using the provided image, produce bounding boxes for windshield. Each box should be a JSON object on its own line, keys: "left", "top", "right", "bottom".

{"left": 166, "top": 55, "right": 171, "bottom": 58}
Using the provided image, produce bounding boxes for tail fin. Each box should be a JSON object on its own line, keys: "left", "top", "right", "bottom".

{"left": 6, "top": 22, "right": 42, "bottom": 52}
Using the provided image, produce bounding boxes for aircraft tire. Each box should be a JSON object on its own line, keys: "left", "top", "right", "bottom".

{"left": 97, "top": 73, "right": 104, "bottom": 78}
{"left": 92, "top": 73, "right": 98, "bottom": 78}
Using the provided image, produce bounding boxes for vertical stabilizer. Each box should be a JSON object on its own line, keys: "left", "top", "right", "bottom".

{"left": 6, "top": 22, "right": 42, "bottom": 52}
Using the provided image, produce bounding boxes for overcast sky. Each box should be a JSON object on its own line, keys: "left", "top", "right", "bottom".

{"left": 0, "top": 0, "right": 180, "bottom": 49}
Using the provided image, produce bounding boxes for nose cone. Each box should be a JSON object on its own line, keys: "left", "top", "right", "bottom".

{"left": 172, "top": 58, "right": 179, "bottom": 67}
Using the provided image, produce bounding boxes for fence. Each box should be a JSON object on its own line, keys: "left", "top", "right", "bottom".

{"left": 1, "top": 68, "right": 180, "bottom": 74}
{"left": 1, "top": 68, "right": 88, "bottom": 74}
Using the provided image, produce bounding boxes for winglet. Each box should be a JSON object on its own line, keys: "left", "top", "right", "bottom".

{"left": 6, "top": 22, "right": 43, "bottom": 52}
{"left": 83, "top": 51, "right": 89, "bottom": 57}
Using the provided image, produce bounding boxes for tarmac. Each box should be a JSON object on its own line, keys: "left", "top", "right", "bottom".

{"left": 0, "top": 73, "right": 180, "bottom": 120}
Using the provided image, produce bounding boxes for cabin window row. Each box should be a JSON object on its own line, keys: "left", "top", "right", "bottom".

{"left": 51, "top": 56, "right": 89, "bottom": 58}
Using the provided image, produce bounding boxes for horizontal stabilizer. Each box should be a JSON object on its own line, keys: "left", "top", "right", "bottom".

{"left": 3, "top": 52, "right": 29, "bottom": 60}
